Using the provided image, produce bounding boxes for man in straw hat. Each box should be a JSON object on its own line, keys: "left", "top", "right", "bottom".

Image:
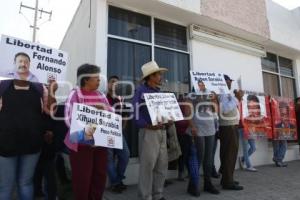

{"left": 132, "top": 61, "right": 170, "bottom": 200}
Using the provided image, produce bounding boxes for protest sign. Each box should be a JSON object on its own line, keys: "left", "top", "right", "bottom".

{"left": 0, "top": 35, "right": 68, "bottom": 84}
{"left": 70, "top": 103, "right": 123, "bottom": 149}
{"left": 190, "top": 71, "right": 230, "bottom": 94}
{"left": 271, "top": 97, "right": 298, "bottom": 140}
{"left": 242, "top": 94, "right": 272, "bottom": 139}
{"left": 144, "top": 93, "right": 184, "bottom": 126}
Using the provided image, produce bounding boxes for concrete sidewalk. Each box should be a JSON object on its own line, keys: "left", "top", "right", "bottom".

{"left": 104, "top": 160, "right": 300, "bottom": 200}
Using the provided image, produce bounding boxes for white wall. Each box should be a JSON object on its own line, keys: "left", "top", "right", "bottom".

{"left": 157, "top": 0, "right": 201, "bottom": 14}
{"left": 266, "top": 0, "right": 300, "bottom": 51}
{"left": 191, "top": 40, "right": 264, "bottom": 92}
{"left": 59, "top": 0, "right": 98, "bottom": 99}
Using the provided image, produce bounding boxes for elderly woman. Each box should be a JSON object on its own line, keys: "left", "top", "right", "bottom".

{"left": 64, "top": 63, "right": 112, "bottom": 200}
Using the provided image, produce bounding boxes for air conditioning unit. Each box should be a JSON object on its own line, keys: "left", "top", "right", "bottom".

{"left": 190, "top": 24, "right": 266, "bottom": 57}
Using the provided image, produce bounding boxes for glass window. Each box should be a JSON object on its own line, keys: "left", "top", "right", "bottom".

{"left": 281, "top": 76, "right": 296, "bottom": 98}
{"left": 262, "top": 52, "right": 296, "bottom": 98}
{"left": 262, "top": 72, "right": 280, "bottom": 96}
{"left": 155, "top": 19, "right": 188, "bottom": 51}
{"left": 155, "top": 47, "right": 190, "bottom": 94}
{"left": 108, "top": 6, "right": 151, "bottom": 42}
{"left": 261, "top": 52, "right": 278, "bottom": 72}
{"left": 107, "top": 38, "right": 151, "bottom": 85}
{"left": 279, "top": 56, "right": 293, "bottom": 77}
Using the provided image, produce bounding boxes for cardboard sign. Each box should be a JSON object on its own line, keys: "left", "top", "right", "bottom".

{"left": 70, "top": 103, "right": 123, "bottom": 149}
{"left": 0, "top": 35, "right": 68, "bottom": 84}
{"left": 144, "top": 93, "right": 184, "bottom": 126}
{"left": 271, "top": 97, "right": 298, "bottom": 140}
{"left": 242, "top": 94, "right": 272, "bottom": 139}
{"left": 190, "top": 71, "right": 230, "bottom": 94}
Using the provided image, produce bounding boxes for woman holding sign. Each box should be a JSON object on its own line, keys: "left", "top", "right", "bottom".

{"left": 0, "top": 77, "right": 57, "bottom": 199}
{"left": 64, "top": 64, "right": 112, "bottom": 200}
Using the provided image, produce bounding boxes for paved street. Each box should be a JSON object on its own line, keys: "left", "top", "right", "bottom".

{"left": 104, "top": 160, "right": 300, "bottom": 200}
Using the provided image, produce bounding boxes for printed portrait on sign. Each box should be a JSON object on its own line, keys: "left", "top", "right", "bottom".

{"left": 242, "top": 94, "right": 272, "bottom": 139}
{"left": 271, "top": 97, "right": 297, "bottom": 140}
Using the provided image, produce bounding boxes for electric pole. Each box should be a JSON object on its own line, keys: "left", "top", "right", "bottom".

{"left": 19, "top": 0, "right": 52, "bottom": 42}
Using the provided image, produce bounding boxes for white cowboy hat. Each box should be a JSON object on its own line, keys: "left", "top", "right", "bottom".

{"left": 141, "top": 61, "right": 168, "bottom": 80}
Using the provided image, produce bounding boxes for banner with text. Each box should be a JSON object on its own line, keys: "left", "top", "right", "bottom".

{"left": 242, "top": 94, "right": 272, "bottom": 139}
{"left": 0, "top": 35, "right": 68, "bottom": 84}
{"left": 271, "top": 97, "right": 298, "bottom": 140}
{"left": 144, "top": 93, "right": 184, "bottom": 126}
{"left": 190, "top": 71, "right": 230, "bottom": 94}
{"left": 70, "top": 103, "right": 123, "bottom": 149}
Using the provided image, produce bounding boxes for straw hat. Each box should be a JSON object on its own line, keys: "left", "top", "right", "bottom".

{"left": 141, "top": 61, "right": 168, "bottom": 80}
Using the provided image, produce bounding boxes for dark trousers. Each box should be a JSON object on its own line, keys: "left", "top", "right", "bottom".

{"left": 177, "top": 134, "right": 190, "bottom": 175}
{"left": 193, "top": 135, "right": 215, "bottom": 180}
{"left": 34, "top": 156, "right": 57, "bottom": 200}
{"left": 187, "top": 135, "right": 215, "bottom": 182}
{"left": 212, "top": 132, "right": 219, "bottom": 172}
{"left": 219, "top": 125, "right": 239, "bottom": 186}
{"left": 56, "top": 153, "right": 70, "bottom": 184}
{"left": 70, "top": 145, "right": 107, "bottom": 200}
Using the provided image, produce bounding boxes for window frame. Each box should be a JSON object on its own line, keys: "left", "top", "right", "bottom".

{"left": 107, "top": 5, "right": 191, "bottom": 61}
{"left": 262, "top": 52, "right": 296, "bottom": 98}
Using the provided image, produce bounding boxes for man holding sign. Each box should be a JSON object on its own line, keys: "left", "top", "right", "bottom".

{"left": 218, "top": 74, "right": 244, "bottom": 190}
{"left": 133, "top": 61, "right": 170, "bottom": 200}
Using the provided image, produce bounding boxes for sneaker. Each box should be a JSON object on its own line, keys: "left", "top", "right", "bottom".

{"left": 238, "top": 157, "right": 245, "bottom": 170}
{"left": 246, "top": 167, "right": 258, "bottom": 172}
{"left": 204, "top": 181, "right": 220, "bottom": 195}
{"left": 119, "top": 182, "right": 127, "bottom": 190}
{"left": 187, "top": 189, "right": 201, "bottom": 197}
{"left": 111, "top": 184, "right": 123, "bottom": 193}
{"left": 164, "top": 180, "right": 173, "bottom": 187}
{"left": 222, "top": 184, "right": 244, "bottom": 190}
{"left": 275, "top": 162, "right": 288, "bottom": 167}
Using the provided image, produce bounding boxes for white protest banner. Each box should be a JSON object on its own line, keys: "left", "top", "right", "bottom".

{"left": 0, "top": 35, "right": 68, "bottom": 84}
{"left": 144, "top": 93, "right": 184, "bottom": 126}
{"left": 70, "top": 103, "right": 123, "bottom": 149}
{"left": 190, "top": 71, "right": 230, "bottom": 94}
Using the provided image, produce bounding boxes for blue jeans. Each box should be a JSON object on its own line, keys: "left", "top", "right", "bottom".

{"left": 273, "top": 140, "right": 287, "bottom": 162}
{"left": 239, "top": 129, "right": 256, "bottom": 168}
{"left": 0, "top": 152, "right": 40, "bottom": 200}
{"left": 107, "top": 137, "right": 130, "bottom": 186}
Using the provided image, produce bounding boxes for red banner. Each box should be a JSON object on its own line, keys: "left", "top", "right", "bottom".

{"left": 271, "top": 97, "right": 298, "bottom": 140}
{"left": 242, "top": 95, "right": 272, "bottom": 139}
